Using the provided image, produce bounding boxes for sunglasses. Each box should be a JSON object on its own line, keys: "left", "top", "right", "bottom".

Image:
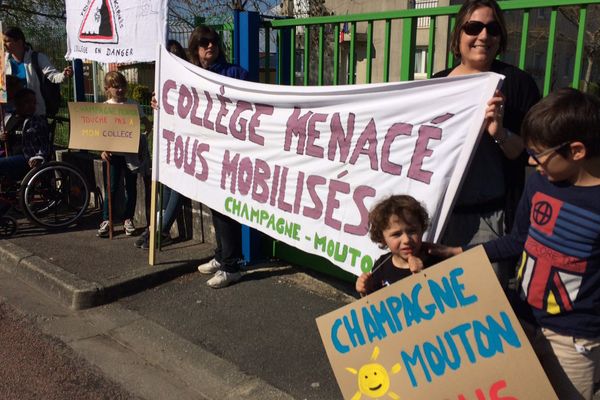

{"left": 198, "top": 37, "right": 218, "bottom": 48}
{"left": 462, "top": 20, "right": 502, "bottom": 37}
{"left": 526, "top": 142, "right": 571, "bottom": 165}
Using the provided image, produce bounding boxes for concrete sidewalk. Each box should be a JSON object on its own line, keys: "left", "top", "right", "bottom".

{"left": 0, "top": 210, "right": 214, "bottom": 310}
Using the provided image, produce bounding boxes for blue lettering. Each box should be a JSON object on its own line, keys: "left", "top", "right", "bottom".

{"left": 401, "top": 346, "right": 430, "bottom": 388}
{"left": 450, "top": 267, "right": 478, "bottom": 306}
{"left": 370, "top": 301, "right": 398, "bottom": 338}
{"left": 428, "top": 276, "right": 458, "bottom": 314}
{"left": 343, "top": 309, "right": 366, "bottom": 348}
{"left": 331, "top": 319, "right": 349, "bottom": 354}
{"left": 441, "top": 331, "right": 462, "bottom": 370}
{"left": 423, "top": 341, "right": 445, "bottom": 378}
{"left": 362, "top": 306, "right": 383, "bottom": 343}
{"left": 385, "top": 296, "right": 404, "bottom": 332}
{"left": 488, "top": 312, "right": 522, "bottom": 351}
{"left": 449, "top": 322, "right": 477, "bottom": 363}
{"left": 473, "top": 319, "right": 498, "bottom": 358}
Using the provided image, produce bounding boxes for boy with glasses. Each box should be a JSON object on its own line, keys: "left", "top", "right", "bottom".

{"left": 432, "top": 88, "right": 600, "bottom": 399}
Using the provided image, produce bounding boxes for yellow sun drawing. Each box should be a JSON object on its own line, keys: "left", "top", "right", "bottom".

{"left": 345, "top": 346, "right": 402, "bottom": 400}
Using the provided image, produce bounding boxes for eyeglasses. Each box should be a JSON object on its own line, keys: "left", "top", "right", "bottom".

{"left": 462, "top": 20, "right": 502, "bottom": 37}
{"left": 198, "top": 37, "right": 218, "bottom": 48}
{"left": 526, "top": 142, "right": 571, "bottom": 165}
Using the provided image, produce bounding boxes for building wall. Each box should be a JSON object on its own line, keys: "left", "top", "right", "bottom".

{"left": 314, "top": 0, "right": 451, "bottom": 84}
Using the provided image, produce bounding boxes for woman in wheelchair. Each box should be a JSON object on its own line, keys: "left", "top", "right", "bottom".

{"left": 0, "top": 88, "right": 50, "bottom": 181}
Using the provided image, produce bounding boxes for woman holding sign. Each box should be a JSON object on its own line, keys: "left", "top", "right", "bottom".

{"left": 432, "top": 0, "right": 540, "bottom": 289}
{"left": 189, "top": 25, "right": 249, "bottom": 289}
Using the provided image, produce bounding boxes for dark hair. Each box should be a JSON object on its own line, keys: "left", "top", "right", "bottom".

{"left": 521, "top": 88, "right": 600, "bottom": 158}
{"left": 368, "top": 195, "right": 429, "bottom": 248}
{"left": 167, "top": 39, "right": 188, "bottom": 61}
{"left": 450, "top": 0, "right": 507, "bottom": 58}
{"left": 3, "top": 26, "right": 26, "bottom": 42}
{"left": 14, "top": 88, "right": 36, "bottom": 104}
{"left": 188, "top": 25, "right": 226, "bottom": 67}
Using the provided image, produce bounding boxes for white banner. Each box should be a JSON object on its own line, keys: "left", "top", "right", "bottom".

{"left": 65, "top": 0, "right": 167, "bottom": 63}
{"left": 155, "top": 46, "right": 503, "bottom": 276}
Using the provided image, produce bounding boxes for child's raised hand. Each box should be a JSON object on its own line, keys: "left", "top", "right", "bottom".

{"left": 408, "top": 255, "right": 424, "bottom": 274}
{"left": 355, "top": 273, "right": 372, "bottom": 297}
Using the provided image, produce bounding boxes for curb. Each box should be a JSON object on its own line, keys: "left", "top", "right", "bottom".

{"left": 0, "top": 241, "right": 211, "bottom": 310}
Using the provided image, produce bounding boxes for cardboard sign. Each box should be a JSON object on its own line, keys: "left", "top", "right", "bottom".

{"left": 68, "top": 102, "right": 140, "bottom": 153}
{"left": 316, "top": 246, "right": 557, "bottom": 399}
{"left": 0, "top": 21, "right": 6, "bottom": 104}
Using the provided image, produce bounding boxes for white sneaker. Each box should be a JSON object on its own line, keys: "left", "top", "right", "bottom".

{"left": 97, "top": 220, "right": 110, "bottom": 238}
{"left": 124, "top": 219, "right": 136, "bottom": 236}
{"left": 197, "top": 258, "right": 221, "bottom": 275}
{"left": 207, "top": 270, "right": 242, "bottom": 289}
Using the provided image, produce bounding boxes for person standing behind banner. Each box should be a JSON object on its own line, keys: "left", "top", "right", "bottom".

{"left": 3, "top": 26, "right": 72, "bottom": 117}
{"left": 97, "top": 71, "right": 152, "bottom": 238}
{"left": 189, "top": 25, "right": 249, "bottom": 288}
{"left": 137, "top": 39, "right": 189, "bottom": 250}
{"left": 432, "top": 0, "right": 540, "bottom": 289}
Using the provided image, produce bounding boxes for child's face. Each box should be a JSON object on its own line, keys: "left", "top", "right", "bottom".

{"left": 106, "top": 83, "right": 127, "bottom": 102}
{"left": 15, "top": 94, "right": 37, "bottom": 116}
{"left": 527, "top": 141, "right": 577, "bottom": 183}
{"left": 381, "top": 214, "right": 424, "bottom": 262}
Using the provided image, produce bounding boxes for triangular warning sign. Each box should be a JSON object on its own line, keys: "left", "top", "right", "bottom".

{"left": 79, "top": 0, "right": 119, "bottom": 44}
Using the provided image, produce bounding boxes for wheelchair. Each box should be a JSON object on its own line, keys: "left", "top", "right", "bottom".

{"left": 0, "top": 160, "right": 90, "bottom": 237}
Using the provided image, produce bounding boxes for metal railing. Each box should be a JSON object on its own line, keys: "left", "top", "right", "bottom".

{"left": 262, "top": 0, "right": 600, "bottom": 96}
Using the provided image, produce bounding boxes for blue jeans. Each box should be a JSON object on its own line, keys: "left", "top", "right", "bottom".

{"left": 211, "top": 209, "right": 243, "bottom": 273}
{"left": 102, "top": 155, "right": 137, "bottom": 221}
{"left": 160, "top": 185, "right": 182, "bottom": 235}
{"left": 0, "top": 155, "right": 29, "bottom": 181}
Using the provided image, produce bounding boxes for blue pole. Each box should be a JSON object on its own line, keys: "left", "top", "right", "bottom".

{"left": 233, "top": 10, "right": 241, "bottom": 66}
{"left": 73, "top": 59, "right": 85, "bottom": 102}
{"left": 235, "top": 11, "right": 264, "bottom": 264}
{"left": 238, "top": 11, "right": 260, "bottom": 81}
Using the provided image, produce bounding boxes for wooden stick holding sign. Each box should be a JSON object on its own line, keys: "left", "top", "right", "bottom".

{"left": 0, "top": 107, "right": 8, "bottom": 157}
{"left": 68, "top": 102, "right": 141, "bottom": 239}
{"left": 102, "top": 153, "right": 113, "bottom": 239}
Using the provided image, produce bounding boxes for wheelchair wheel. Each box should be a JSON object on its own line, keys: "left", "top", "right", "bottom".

{"left": 19, "top": 161, "right": 90, "bottom": 229}
{"left": 0, "top": 216, "right": 17, "bottom": 238}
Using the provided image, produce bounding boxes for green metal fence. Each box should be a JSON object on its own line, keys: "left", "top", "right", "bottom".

{"left": 257, "top": 0, "right": 600, "bottom": 280}
{"left": 262, "top": 0, "right": 600, "bottom": 96}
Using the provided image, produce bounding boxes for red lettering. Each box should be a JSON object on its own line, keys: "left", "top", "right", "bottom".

{"left": 161, "top": 80, "right": 177, "bottom": 115}
{"left": 455, "top": 380, "right": 518, "bottom": 400}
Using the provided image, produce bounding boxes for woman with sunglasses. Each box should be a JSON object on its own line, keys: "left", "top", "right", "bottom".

{"left": 433, "top": 0, "right": 540, "bottom": 289}
{"left": 188, "top": 25, "right": 250, "bottom": 289}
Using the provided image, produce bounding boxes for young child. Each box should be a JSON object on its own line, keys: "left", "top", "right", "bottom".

{"left": 97, "top": 71, "right": 151, "bottom": 238}
{"left": 356, "top": 194, "right": 439, "bottom": 296}
{"left": 0, "top": 88, "right": 50, "bottom": 179}
{"left": 435, "top": 88, "right": 600, "bottom": 400}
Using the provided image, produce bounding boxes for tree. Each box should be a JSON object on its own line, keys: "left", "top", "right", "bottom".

{"left": 169, "top": 0, "right": 279, "bottom": 28}
{"left": 0, "top": 0, "right": 66, "bottom": 32}
{"left": 559, "top": 6, "right": 600, "bottom": 92}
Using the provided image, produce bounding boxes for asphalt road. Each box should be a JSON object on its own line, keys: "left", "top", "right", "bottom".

{"left": 0, "top": 302, "right": 138, "bottom": 400}
{"left": 117, "top": 265, "right": 355, "bottom": 400}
